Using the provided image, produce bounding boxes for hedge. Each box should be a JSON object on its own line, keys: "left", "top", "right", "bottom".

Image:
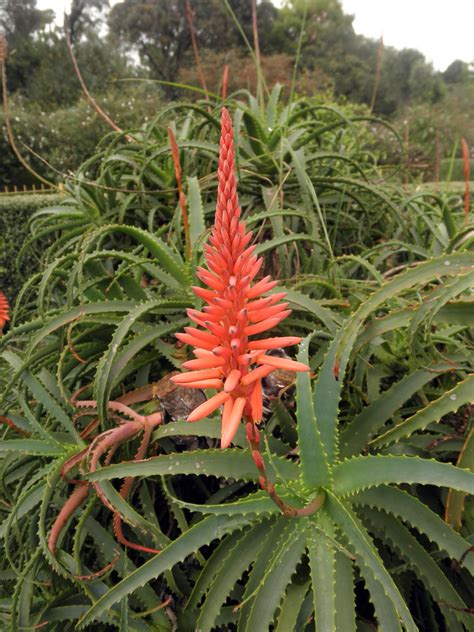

{"left": 440, "top": 157, "right": 474, "bottom": 181}
{"left": 0, "top": 193, "right": 65, "bottom": 304}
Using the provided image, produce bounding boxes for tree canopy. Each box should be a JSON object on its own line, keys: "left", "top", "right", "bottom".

{"left": 1, "top": 0, "right": 467, "bottom": 114}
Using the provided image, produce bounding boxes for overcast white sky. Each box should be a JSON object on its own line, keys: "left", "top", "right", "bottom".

{"left": 38, "top": 0, "right": 474, "bottom": 71}
{"left": 341, "top": 0, "right": 474, "bottom": 71}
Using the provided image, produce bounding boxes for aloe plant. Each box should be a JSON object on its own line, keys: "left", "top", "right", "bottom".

{"left": 80, "top": 252, "right": 474, "bottom": 630}
{"left": 1, "top": 85, "right": 472, "bottom": 630}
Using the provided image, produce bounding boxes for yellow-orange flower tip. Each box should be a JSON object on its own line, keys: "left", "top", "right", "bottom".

{"left": 223, "top": 369, "right": 241, "bottom": 392}
{"left": 240, "top": 364, "right": 275, "bottom": 387}
{"left": 182, "top": 357, "right": 226, "bottom": 369}
{"left": 171, "top": 368, "right": 223, "bottom": 383}
{"left": 179, "top": 379, "right": 223, "bottom": 389}
{"left": 247, "top": 336, "right": 302, "bottom": 350}
{"left": 187, "top": 391, "right": 231, "bottom": 423}
{"left": 221, "top": 397, "right": 246, "bottom": 448}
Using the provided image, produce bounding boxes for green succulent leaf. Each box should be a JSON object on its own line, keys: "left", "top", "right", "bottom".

{"left": 333, "top": 455, "right": 474, "bottom": 496}
{"left": 87, "top": 449, "right": 299, "bottom": 483}
{"left": 326, "top": 493, "right": 417, "bottom": 632}
{"left": 296, "top": 335, "right": 330, "bottom": 487}
{"left": 370, "top": 373, "right": 474, "bottom": 448}
{"left": 79, "top": 514, "right": 257, "bottom": 626}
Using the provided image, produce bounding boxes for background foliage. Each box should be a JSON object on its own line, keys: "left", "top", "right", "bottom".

{"left": 0, "top": 193, "right": 65, "bottom": 300}
{"left": 0, "top": 0, "right": 473, "bottom": 185}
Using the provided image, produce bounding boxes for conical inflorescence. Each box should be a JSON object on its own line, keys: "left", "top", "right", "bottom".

{"left": 171, "top": 107, "right": 309, "bottom": 448}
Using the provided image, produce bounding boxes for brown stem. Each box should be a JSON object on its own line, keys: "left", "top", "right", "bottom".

{"left": 61, "top": 446, "right": 90, "bottom": 482}
{"left": 251, "top": 0, "right": 261, "bottom": 69}
{"left": 48, "top": 484, "right": 89, "bottom": 555}
{"left": 118, "top": 383, "right": 157, "bottom": 405}
{"left": 246, "top": 422, "right": 325, "bottom": 518}
{"left": 113, "top": 421, "right": 161, "bottom": 554}
{"left": 251, "top": 0, "right": 264, "bottom": 107}
{"left": 20, "top": 140, "right": 192, "bottom": 195}
{"left": 222, "top": 65, "right": 229, "bottom": 100}
{"left": 53, "top": 400, "right": 163, "bottom": 559}
{"left": 185, "top": 0, "right": 210, "bottom": 106}
{"left": 0, "top": 414, "right": 30, "bottom": 437}
{"left": 73, "top": 553, "right": 119, "bottom": 581}
{"left": 64, "top": 15, "right": 131, "bottom": 140}
{"left": 66, "top": 321, "right": 87, "bottom": 364}
{"left": 168, "top": 127, "right": 191, "bottom": 259}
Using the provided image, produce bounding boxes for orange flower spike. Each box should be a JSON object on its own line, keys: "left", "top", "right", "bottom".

{"left": 0, "top": 292, "right": 9, "bottom": 332}
{"left": 171, "top": 107, "right": 310, "bottom": 447}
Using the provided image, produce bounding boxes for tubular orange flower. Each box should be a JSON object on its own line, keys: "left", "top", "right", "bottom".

{"left": 171, "top": 108, "right": 309, "bottom": 448}
{"left": 0, "top": 292, "right": 9, "bottom": 331}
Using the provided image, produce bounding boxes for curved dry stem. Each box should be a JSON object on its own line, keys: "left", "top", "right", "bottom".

{"left": 47, "top": 484, "right": 89, "bottom": 555}
{"left": 73, "top": 553, "right": 119, "bottom": 581}
{"left": 185, "top": 0, "right": 210, "bottom": 106}
{"left": 112, "top": 420, "right": 161, "bottom": 554}
{"left": 51, "top": 399, "right": 163, "bottom": 558}
{"left": 245, "top": 421, "right": 325, "bottom": 518}
{"left": 0, "top": 55, "right": 55, "bottom": 188}
{"left": 64, "top": 14, "right": 129, "bottom": 139}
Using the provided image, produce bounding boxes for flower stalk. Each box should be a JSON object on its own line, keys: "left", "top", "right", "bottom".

{"left": 171, "top": 108, "right": 325, "bottom": 517}
{"left": 168, "top": 127, "right": 191, "bottom": 258}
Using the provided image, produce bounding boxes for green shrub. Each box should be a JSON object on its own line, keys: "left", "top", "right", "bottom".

{"left": 0, "top": 84, "right": 163, "bottom": 186}
{"left": 440, "top": 157, "right": 474, "bottom": 181}
{"left": 0, "top": 193, "right": 65, "bottom": 302}
{"left": 395, "top": 88, "right": 474, "bottom": 181}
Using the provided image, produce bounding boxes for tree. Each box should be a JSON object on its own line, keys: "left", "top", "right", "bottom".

{"left": 21, "top": 27, "right": 129, "bottom": 108}
{"left": 264, "top": 0, "right": 371, "bottom": 100}
{"left": 0, "top": 0, "right": 129, "bottom": 108}
{"left": 108, "top": 0, "right": 277, "bottom": 96}
{"left": 192, "top": 0, "right": 277, "bottom": 54}
{"left": 443, "top": 59, "right": 470, "bottom": 85}
{"left": 68, "top": 0, "right": 110, "bottom": 43}
{"left": 0, "top": 0, "right": 53, "bottom": 43}
{"left": 408, "top": 59, "right": 445, "bottom": 104}
{"left": 108, "top": 0, "right": 191, "bottom": 95}
{"left": 0, "top": 0, "right": 54, "bottom": 92}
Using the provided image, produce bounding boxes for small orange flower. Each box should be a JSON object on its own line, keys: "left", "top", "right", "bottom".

{"left": 171, "top": 108, "right": 309, "bottom": 448}
{"left": 0, "top": 292, "right": 9, "bottom": 331}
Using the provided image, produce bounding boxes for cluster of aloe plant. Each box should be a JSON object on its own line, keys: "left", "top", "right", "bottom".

{"left": 0, "top": 85, "right": 473, "bottom": 631}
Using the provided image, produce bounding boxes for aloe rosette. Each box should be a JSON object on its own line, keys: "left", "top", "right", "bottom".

{"left": 171, "top": 107, "right": 309, "bottom": 448}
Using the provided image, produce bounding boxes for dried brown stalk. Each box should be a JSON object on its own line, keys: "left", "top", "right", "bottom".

{"left": 168, "top": 127, "right": 191, "bottom": 258}
{"left": 64, "top": 15, "right": 132, "bottom": 140}
{"left": 185, "top": 0, "right": 210, "bottom": 106}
